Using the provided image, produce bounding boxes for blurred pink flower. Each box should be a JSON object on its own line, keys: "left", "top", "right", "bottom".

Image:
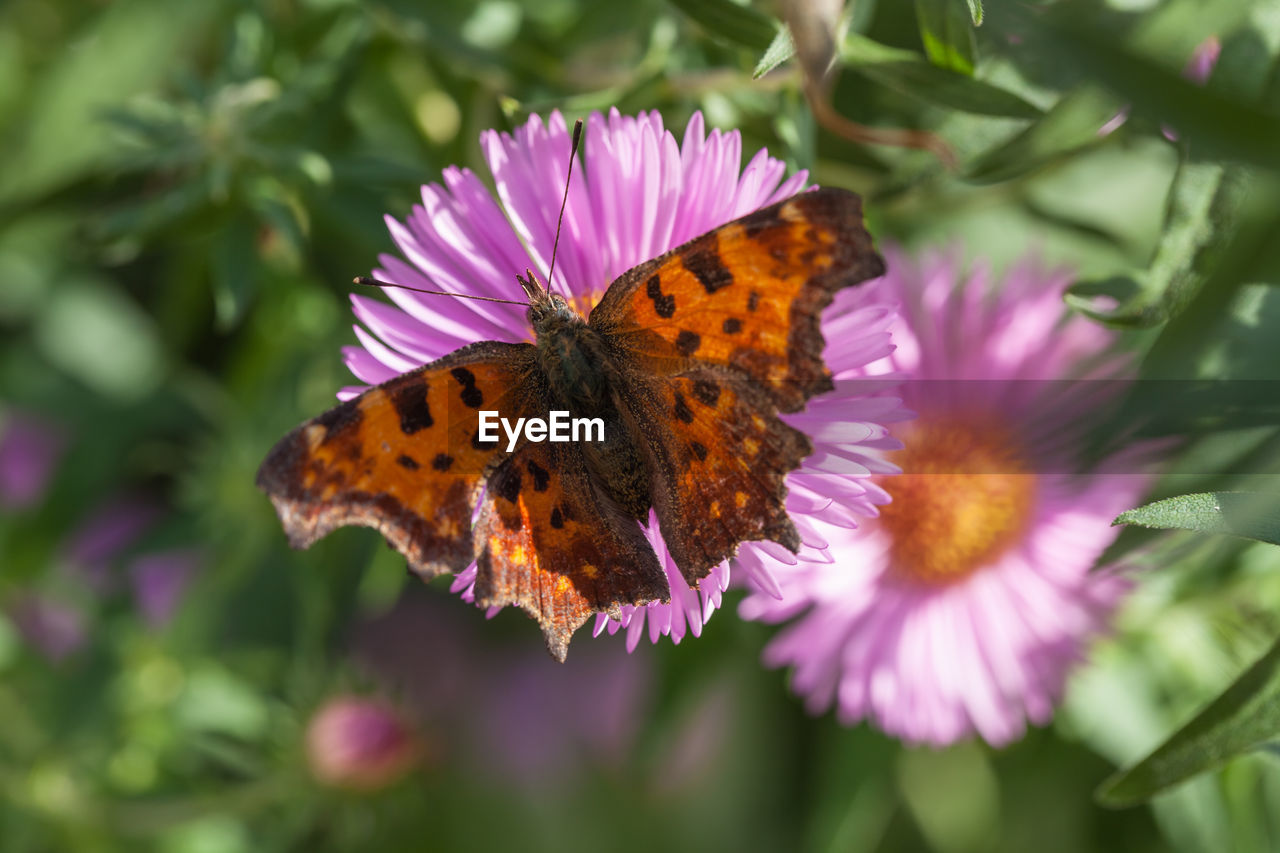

{"left": 306, "top": 696, "right": 423, "bottom": 791}
{"left": 341, "top": 108, "right": 905, "bottom": 647}
{"left": 0, "top": 412, "right": 66, "bottom": 510}
{"left": 740, "top": 248, "right": 1156, "bottom": 747}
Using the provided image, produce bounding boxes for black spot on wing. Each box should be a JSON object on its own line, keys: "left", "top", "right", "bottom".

{"left": 495, "top": 466, "right": 522, "bottom": 504}
{"left": 396, "top": 454, "right": 420, "bottom": 470}
{"left": 527, "top": 460, "right": 550, "bottom": 492}
{"left": 690, "top": 441, "right": 708, "bottom": 461}
{"left": 646, "top": 274, "right": 675, "bottom": 318}
{"left": 472, "top": 430, "right": 499, "bottom": 450}
{"left": 692, "top": 379, "right": 720, "bottom": 407}
{"left": 682, "top": 238, "right": 733, "bottom": 294}
{"left": 390, "top": 385, "right": 433, "bottom": 435}
{"left": 451, "top": 367, "right": 484, "bottom": 409}
{"left": 675, "top": 330, "right": 701, "bottom": 356}
{"left": 722, "top": 317, "right": 742, "bottom": 334}
{"left": 747, "top": 291, "right": 760, "bottom": 312}
{"left": 550, "top": 507, "right": 564, "bottom": 529}
{"left": 673, "top": 392, "right": 694, "bottom": 424}
{"left": 432, "top": 453, "right": 454, "bottom": 472}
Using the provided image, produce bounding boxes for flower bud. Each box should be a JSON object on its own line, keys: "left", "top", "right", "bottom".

{"left": 305, "top": 696, "right": 421, "bottom": 791}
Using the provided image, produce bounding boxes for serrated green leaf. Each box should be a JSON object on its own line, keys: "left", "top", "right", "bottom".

{"left": 667, "top": 0, "right": 779, "bottom": 52}
{"left": 1098, "top": 633, "right": 1280, "bottom": 806}
{"left": 1114, "top": 491, "right": 1280, "bottom": 546}
{"left": 915, "top": 0, "right": 976, "bottom": 76}
{"left": 753, "top": 26, "right": 796, "bottom": 78}
{"left": 841, "top": 34, "right": 1041, "bottom": 119}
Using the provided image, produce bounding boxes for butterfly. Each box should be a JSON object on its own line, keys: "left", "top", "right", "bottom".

{"left": 256, "top": 187, "right": 884, "bottom": 661}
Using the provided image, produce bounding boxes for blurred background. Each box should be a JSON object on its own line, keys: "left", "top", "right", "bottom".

{"left": 3, "top": 0, "right": 1280, "bottom": 850}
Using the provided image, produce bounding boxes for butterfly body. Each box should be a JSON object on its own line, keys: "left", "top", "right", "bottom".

{"left": 258, "top": 188, "right": 884, "bottom": 660}
{"left": 523, "top": 293, "right": 652, "bottom": 521}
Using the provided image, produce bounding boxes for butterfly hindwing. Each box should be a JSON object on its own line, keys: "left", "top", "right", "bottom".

{"left": 617, "top": 369, "right": 811, "bottom": 584}
{"left": 256, "top": 342, "right": 538, "bottom": 579}
{"left": 472, "top": 439, "right": 668, "bottom": 661}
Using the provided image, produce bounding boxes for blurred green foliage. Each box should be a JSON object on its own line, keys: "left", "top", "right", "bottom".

{"left": 2, "top": 0, "right": 1280, "bottom": 851}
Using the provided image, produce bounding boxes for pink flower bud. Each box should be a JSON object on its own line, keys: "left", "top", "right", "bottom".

{"left": 305, "top": 697, "right": 422, "bottom": 791}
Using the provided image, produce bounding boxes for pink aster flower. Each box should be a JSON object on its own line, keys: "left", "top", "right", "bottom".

{"left": 342, "top": 108, "right": 904, "bottom": 646}
{"left": 740, "top": 247, "right": 1156, "bottom": 747}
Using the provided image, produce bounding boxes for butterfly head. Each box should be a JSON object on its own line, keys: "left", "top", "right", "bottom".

{"left": 519, "top": 269, "right": 583, "bottom": 335}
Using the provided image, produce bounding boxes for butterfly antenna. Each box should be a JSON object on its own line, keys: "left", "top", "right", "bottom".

{"left": 354, "top": 276, "right": 528, "bottom": 306}
{"left": 545, "top": 118, "right": 583, "bottom": 294}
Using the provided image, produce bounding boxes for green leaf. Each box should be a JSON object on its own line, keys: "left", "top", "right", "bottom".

{"left": 1139, "top": 172, "right": 1280, "bottom": 376}
{"left": 914, "top": 0, "right": 976, "bottom": 76}
{"left": 666, "top": 0, "right": 779, "bottom": 52}
{"left": 1032, "top": 9, "right": 1280, "bottom": 172}
{"left": 967, "top": 0, "right": 983, "bottom": 26}
{"left": 962, "top": 86, "right": 1119, "bottom": 183}
{"left": 1065, "top": 161, "right": 1233, "bottom": 328}
{"left": 1114, "top": 491, "right": 1280, "bottom": 546}
{"left": 753, "top": 26, "right": 796, "bottom": 78}
{"left": 212, "top": 217, "right": 259, "bottom": 332}
{"left": 841, "top": 34, "right": 1041, "bottom": 119}
{"left": 1097, "top": 633, "right": 1280, "bottom": 806}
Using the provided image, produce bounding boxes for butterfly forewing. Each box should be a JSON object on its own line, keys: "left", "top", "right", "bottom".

{"left": 589, "top": 188, "right": 885, "bottom": 580}
{"left": 590, "top": 188, "right": 885, "bottom": 410}
{"left": 256, "top": 342, "right": 537, "bottom": 579}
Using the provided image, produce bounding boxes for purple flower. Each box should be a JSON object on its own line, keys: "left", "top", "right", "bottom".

{"left": 342, "top": 108, "right": 905, "bottom": 646}
{"left": 740, "top": 248, "right": 1156, "bottom": 747}
{"left": 306, "top": 696, "right": 423, "bottom": 791}
{"left": 62, "top": 495, "right": 161, "bottom": 593}
{"left": 129, "top": 548, "right": 202, "bottom": 628}
{"left": 0, "top": 412, "right": 66, "bottom": 511}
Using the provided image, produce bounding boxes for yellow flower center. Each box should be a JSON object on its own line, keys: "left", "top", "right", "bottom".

{"left": 567, "top": 287, "right": 604, "bottom": 317}
{"left": 878, "top": 417, "right": 1037, "bottom": 585}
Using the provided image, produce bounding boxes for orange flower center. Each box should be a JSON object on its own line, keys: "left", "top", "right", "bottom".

{"left": 878, "top": 417, "right": 1037, "bottom": 585}
{"left": 567, "top": 287, "right": 604, "bottom": 317}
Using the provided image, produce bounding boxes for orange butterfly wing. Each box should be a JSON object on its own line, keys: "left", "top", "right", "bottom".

{"left": 472, "top": 439, "right": 666, "bottom": 661}
{"left": 256, "top": 342, "right": 536, "bottom": 579}
{"left": 589, "top": 188, "right": 884, "bottom": 582}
